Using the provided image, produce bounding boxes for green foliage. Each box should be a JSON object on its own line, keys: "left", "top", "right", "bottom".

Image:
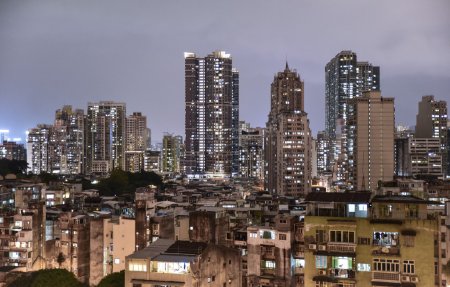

{"left": 97, "top": 270, "right": 124, "bottom": 287}
{"left": 0, "top": 159, "right": 27, "bottom": 176}
{"left": 38, "top": 172, "right": 59, "bottom": 184}
{"left": 7, "top": 269, "right": 85, "bottom": 287}
{"left": 96, "top": 169, "right": 162, "bottom": 196}
{"left": 57, "top": 252, "right": 66, "bottom": 268}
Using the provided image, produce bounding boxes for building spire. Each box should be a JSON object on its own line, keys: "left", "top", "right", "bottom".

{"left": 285, "top": 59, "right": 289, "bottom": 71}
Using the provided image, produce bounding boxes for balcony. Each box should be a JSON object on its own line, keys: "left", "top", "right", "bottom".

{"left": 327, "top": 243, "right": 356, "bottom": 253}
{"left": 294, "top": 267, "right": 304, "bottom": 275}
{"left": 234, "top": 240, "right": 246, "bottom": 247}
{"left": 329, "top": 268, "right": 355, "bottom": 279}
{"left": 372, "top": 271, "right": 400, "bottom": 283}
{"left": 261, "top": 247, "right": 275, "bottom": 260}
{"left": 261, "top": 268, "right": 275, "bottom": 276}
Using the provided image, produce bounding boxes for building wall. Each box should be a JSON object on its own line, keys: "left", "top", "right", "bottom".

{"left": 112, "top": 217, "right": 135, "bottom": 272}
{"left": 304, "top": 215, "right": 438, "bottom": 286}
{"left": 184, "top": 51, "right": 239, "bottom": 178}
{"left": 351, "top": 91, "right": 394, "bottom": 191}
{"left": 265, "top": 64, "right": 311, "bottom": 197}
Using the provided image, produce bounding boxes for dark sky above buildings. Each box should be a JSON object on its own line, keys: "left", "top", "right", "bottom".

{"left": 0, "top": 0, "right": 449, "bottom": 143}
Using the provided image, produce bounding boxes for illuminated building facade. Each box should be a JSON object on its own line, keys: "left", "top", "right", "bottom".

{"left": 316, "top": 131, "right": 328, "bottom": 176}
{"left": 0, "top": 140, "right": 26, "bottom": 161}
{"left": 161, "top": 133, "right": 182, "bottom": 173}
{"left": 325, "top": 51, "right": 380, "bottom": 184}
{"left": 238, "top": 121, "right": 264, "bottom": 179}
{"left": 86, "top": 101, "right": 126, "bottom": 174}
{"left": 125, "top": 112, "right": 148, "bottom": 173}
{"left": 265, "top": 63, "right": 311, "bottom": 197}
{"left": 52, "top": 106, "right": 85, "bottom": 174}
{"left": 26, "top": 124, "right": 52, "bottom": 174}
{"left": 415, "top": 95, "right": 448, "bottom": 177}
{"left": 184, "top": 51, "right": 239, "bottom": 178}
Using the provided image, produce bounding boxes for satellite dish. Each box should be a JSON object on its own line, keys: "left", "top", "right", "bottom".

{"left": 381, "top": 247, "right": 389, "bottom": 253}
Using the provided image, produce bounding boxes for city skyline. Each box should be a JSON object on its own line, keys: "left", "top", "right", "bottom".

{"left": 0, "top": 1, "right": 449, "bottom": 143}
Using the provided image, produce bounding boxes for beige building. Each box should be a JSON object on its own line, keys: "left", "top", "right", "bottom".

{"left": 246, "top": 214, "right": 302, "bottom": 286}
{"left": 415, "top": 95, "right": 448, "bottom": 176}
{"left": 349, "top": 91, "right": 394, "bottom": 191}
{"left": 303, "top": 192, "right": 439, "bottom": 287}
{"left": 125, "top": 239, "right": 241, "bottom": 287}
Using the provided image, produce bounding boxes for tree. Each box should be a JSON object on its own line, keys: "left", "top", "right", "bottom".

{"left": 0, "top": 159, "right": 27, "bottom": 176}
{"left": 7, "top": 269, "right": 85, "bottom": 287}
{"left": 97, "top": 270, "right": 124, "bottom": 287}
{"left": 57, "top": 252, "right": 66, "bottom": 268}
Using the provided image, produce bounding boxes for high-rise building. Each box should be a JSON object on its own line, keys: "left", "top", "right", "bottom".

{"left": 348, "top": 91, "right": 394, "bottom": 191}
{"left": 161, "top": 133, "right": 182, "bottom": 173}
{"left": 53, "top": 106, "right": 85, "bottom": 174}
{"left": 184, "top": 51, "right": 239, "bottom": 178}
{"left": 325, "top": 51, "right": 380, "bottom": 182}
{"left": 26, "top": 124, "right": 52, "bottom": 174}
{"left": 125, "top": 112, "right": 148, "bottom": 173}
{"left": 265, "top": 63, "right": 311, "bottom": 197}
{"left": 86, "top": 101, "right": 126, "bottom": 174}
{"left": 0, "top": 140, "right": 26, "bottom": 161}
{"left": 315, "top": 131, "right": 329, "bottom": 176}
{"left": 415, "top": 95, "right": 448, "bottom": 177}
{"left": 238, "top": 121, "right": 264, "bottom": 179}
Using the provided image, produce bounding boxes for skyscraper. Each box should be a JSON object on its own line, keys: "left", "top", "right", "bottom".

{"left": 86, "top": 101, "right": 126, "bottom": 174}
{"left": 238, "top": 121, "right": 264, "bottom": 179}
{"left": 265, "top": 63, "right": 311, "bottom": 197}
{"left": 27, "top": 124, "right": 52, "bottom": 174}
{"left": 184, "top": 51, "right": 239, "bottom": 178}
{"left": 53, "top": 106, "right": 85, "bottom": 174}
{"left": 349, "top": 91, "right": 394, "bottom": 191}
{"left": 161, "top": 133, "right": 183, "bottom": 173}
{"left": 415, "top": 95, "right": 448, "bottom": 177}
{"left": 125, "top": 112, "right": 148, "bottom": 173}
{"left": 325, "top": 51, "right": 380, "bottom": 183}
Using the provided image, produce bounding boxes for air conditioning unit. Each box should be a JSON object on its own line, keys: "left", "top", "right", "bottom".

{"left": 401, "top": 275, "right": 410, "bottom": 282}
{"left": 308, "top": 244, "right": 317, "bottom": 250}
{"left": 319, "top": 270, "right": 327, "bottom": 275}
{"left": 153, "top": 230, "right": 159, "bottom": 235}
{"left": 318, "top": 245, "right": 326, "bottom": 251}
{"left": 410, "top": 276, "right": 419, "bottom": 283}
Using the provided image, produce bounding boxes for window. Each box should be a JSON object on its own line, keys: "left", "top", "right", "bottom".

{"left": 279, "top": 233, "right": 287, "bottom": 240}
{"left": 373, "top": 232, "right": 398, "bottom": 247}
{"left": 315, "top": 255, "right": 327, "bottom": 269}
{"left": 331, "top": 257, "right": 353, "bottom": 270}
{"left": 373, "top": 258, "right": 399, "bottom": 272}
{"left": 129, "top": 261, "right": 147, "bottom": 272}
{"left": 259, "top": 230, "right": 275, "bottom": 240}
{"left": 249, "top": 232, "right": 257, "bottom": 238}
{"left": 358, "top": 237, "right": 370, "bottom": 245}
{"left": 330, "top": 231, "right": 355, "bottom": 243}
{"left": 403, "top": 260, "right": 415, "bottom": 274}
{"left": 357, "top": 263, "right": 371, "bottom": 271}
{"left": 261, "top": 260, "right": 275, "bottom": 269}
{"left": 403, "top": 235, "right": 414, "bottom": 247}
{"left": 316, "top": 230, "right": 326, "bottom": 243}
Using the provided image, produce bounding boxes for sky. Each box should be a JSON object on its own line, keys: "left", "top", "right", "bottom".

{"left": 0, "top": 0, "right": 449, "bottom": 144}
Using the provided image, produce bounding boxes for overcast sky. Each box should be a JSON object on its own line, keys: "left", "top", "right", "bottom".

{"left": 0, "top": 0, "right": 449, "bottom": 143}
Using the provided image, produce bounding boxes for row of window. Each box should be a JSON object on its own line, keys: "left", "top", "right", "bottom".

{"left": 315, "top": 256, "right": 415, "bottom": 274}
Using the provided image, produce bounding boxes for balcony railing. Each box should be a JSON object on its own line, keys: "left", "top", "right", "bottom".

{"left": 372, "top": 271, "right": 400, "bottom": 282}
{"left": 329, "top": 268, "right": 355, "bottom": 279}
{"left": 294, "top": 267, "right": 304, "bottom": 275}
{"left": 372, "top": 247, "right": 400, "bottom": 256}
{"left": 327, "top": 243, "right": 356, "bottom": 253}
